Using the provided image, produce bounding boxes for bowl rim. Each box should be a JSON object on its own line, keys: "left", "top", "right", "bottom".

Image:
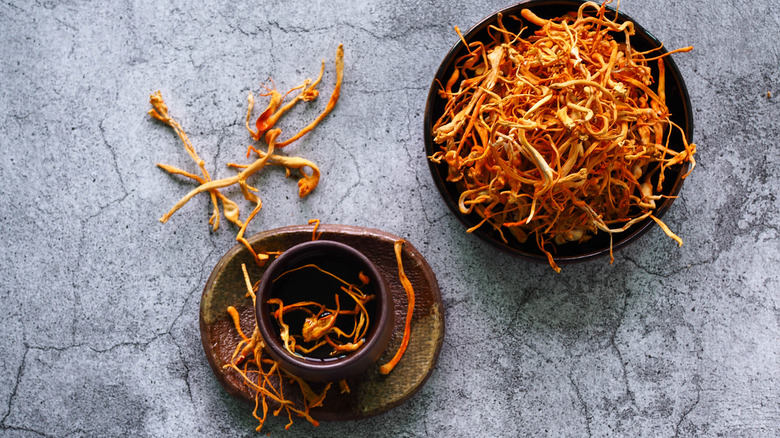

{"left": 255, "top": 239, "right": 394, "bottom": 382}
{"left": 423, "top": 0, "right": 694, "bottom": 265}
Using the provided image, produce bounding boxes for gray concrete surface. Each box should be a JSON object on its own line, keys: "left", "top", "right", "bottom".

{"left": 1, "top": 0, "right": 779, "bottom": 436}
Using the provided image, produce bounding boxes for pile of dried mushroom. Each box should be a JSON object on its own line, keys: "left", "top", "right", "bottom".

{"left": 430, "top": 2, "right": 697, "bottom": 271}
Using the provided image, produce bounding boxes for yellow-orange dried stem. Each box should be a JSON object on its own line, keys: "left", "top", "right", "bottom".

{"left": 378, "top": 239, "right": 415, "bottom": 375}
{"left": 276, "top": 44, "right": 345, "bottom": 147}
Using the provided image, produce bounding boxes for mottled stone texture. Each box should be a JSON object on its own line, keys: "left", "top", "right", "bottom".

{"left": 1, "top": 0, "right": 778, "bottom": 436}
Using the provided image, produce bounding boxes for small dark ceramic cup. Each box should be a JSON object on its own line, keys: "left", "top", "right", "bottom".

{"left": 256, "top": 240, "right": 394, "bottom": 382}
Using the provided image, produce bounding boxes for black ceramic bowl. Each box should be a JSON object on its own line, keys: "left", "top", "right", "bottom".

{"left": 256, "top": 240, "right": 394, "bottom": 382}
{"left": 423, "top": 0, "right": 693, "bottom": 266}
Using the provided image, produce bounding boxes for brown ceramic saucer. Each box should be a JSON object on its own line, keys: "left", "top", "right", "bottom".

{"left": 199, "top": 224, "right": 444, "bottom": 421}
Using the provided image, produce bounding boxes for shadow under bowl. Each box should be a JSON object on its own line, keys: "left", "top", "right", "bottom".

{"left": 423, "top": 0, "right": 693, "bottom": 266}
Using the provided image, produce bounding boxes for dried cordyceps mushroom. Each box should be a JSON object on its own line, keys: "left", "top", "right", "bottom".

{"left": 378, "top": 239, "right": 414, "bottom": 375}
{"left": 150, "top": 44, "right": 344, "bottom": 265}
{"left": 268, "top": 264, "right": 375, "bottom": 357}
{"left": 224, "top": 263, "right": 332, "bottom": 431}
{"left": 430, "top": 2, "right": 697, "bottom": 271}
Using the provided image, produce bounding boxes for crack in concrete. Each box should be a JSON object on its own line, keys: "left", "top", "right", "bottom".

{"left": 608, "top": 288, "right": 637, "bottom": 410}
{"left": 569, "top": 373, "right": 593, "bottom": 438}
{"left": 2, "top": 1, "right": 26, "bottom": 15}
{"left": 162, "top": 244, "right": 221, "bottom": 407}
{"left": 167, "top": 241, "right": 219, "bottom": 334}
{"left": 261, "top": 14, "right": 453, "bottom": 45}
{"left": 69, "top": 215, "right": 87, "bottom": 347}
{"left": 1, "top": 343, "right": 29, "bottom": 428}
{"left": 97, "top": 119, "right": 130, "bottom": 199}
{"left": 71, "top": 167, "right": 133, "bottom": 346}
{"left": 355, "top": 84, "right": 428, "bottom": 95}
{"left": 266, "top": 19, "right": 334, "bottom": 36}
{"left": 0, "top": 424, "right": 54, "bottom": 438}
{"left": 212, "top": 126, "right": 230, "bottom": 174}
{"left": 333, "top": 138, "right": 362, "bottom": 209}
{"left": 624, "top": 210, "right": 780, "bottom": 279}
{"left": 399, "top": 89, "right": 448, "bottom": 234}
{"left": 673, "top": 380, "right": 701, "bottom": 438}
{"left": 170, "top": 337, "right": 195, "bottom": 405}
{"left": 623, "top": 245, "right": 721, "bottom": 279}
{"left": 342, "top": 17, "right": 450, "bottom": 42}
{"left": 1, "top": 335, "right": 187, "bottom": 436}
{"left": 494, "top": 288, "right": 536, "bottom": 341}
{"left": 224, "top": 20, "right": 260, "bottom": 38}
{"left": 28, "top": 0, "right": 78, "bottom": 33}
{"left": 21, "top": 337, "right": 157, "bottom": 356}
